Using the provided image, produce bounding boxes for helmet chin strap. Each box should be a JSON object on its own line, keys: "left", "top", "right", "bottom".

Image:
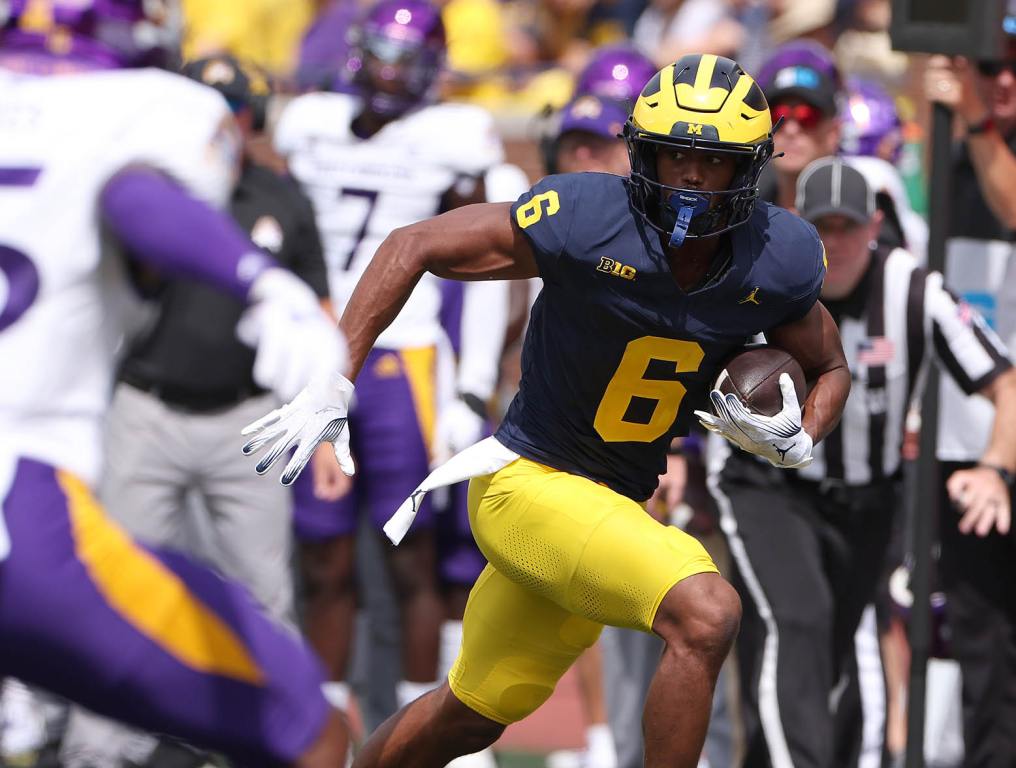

{"left": 667, "top": 191, "right": 710, "bottom": 248}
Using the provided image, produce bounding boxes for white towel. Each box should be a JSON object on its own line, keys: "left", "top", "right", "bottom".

{"left": 383, "top": 436, "right": 519, "bottom": 545}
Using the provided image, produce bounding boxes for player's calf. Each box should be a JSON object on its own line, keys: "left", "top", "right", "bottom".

{"left": 352, "top": 684, "right": 504, "bottom": 768}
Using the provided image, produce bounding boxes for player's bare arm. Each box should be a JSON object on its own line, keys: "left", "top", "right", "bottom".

{"left": 766, "top": 300, "right": 851, "bottom": 443}
{"left": 241, "top": 202, "right": 537, "bottom": 482}
{"left": 340, "top": 202, "right": 538, "bottom": 379}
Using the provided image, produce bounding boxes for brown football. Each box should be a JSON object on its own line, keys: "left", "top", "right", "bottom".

{"left": 713, "top": 345, "right": 807, "bottom": 417}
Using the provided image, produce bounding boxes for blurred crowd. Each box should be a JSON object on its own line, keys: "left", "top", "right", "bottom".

{"left": 3, "top": 0, "right": 1016, "bottom": 767}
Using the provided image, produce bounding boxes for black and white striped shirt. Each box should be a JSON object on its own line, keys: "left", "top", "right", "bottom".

{"left": 797, "top": 246, "right": 1011, "bottom": 486}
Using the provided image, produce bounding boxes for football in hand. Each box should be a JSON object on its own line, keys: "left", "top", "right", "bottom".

{"left": 713, "top": 345, "right": 807, "bottom": 417}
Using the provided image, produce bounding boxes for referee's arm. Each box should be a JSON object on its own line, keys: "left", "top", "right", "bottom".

{"left": 926, "top": 271, "right": 1016, "bottom": 536}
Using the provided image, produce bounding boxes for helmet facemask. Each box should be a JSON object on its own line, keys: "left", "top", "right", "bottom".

{"left": 624, "top": 125, "right": 775, "bottom": 246}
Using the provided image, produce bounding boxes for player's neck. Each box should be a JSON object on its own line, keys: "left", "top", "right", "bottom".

{"left": 664, "top": 236, "right": 725, "bottom": 293}
{"left": 352, "top": 109, "right": 392, "bottom": 140}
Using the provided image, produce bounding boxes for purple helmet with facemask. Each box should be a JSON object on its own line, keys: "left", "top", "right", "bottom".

{"left": 0, "top": 0, "right": 178, "bottom": 71}
{"left": 345, "top": 0, "right": 445, "bottom": 118}
{"left": 840, "top": 76, "right": 902, "bottom": 165}
{"left": 575, "top": 45, "right": 657, "bottom": 106}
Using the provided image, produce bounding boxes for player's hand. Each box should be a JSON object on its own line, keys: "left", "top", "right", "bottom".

{"left": 241, "top": 370, "right": 355, "bottom": 485}
{"left": 433, "top": 397, "right": 486, "bottom": 465}
{"left": 947, "top": 465, "right": 1012, "bottom": 536}
{"left": 312, "top": 443, "right": 352, "bottom": 501}
{"left": 649, "top": 453, "right": 687, "bottom": 523}
{"left": 695, "top": 373, "right": 813, "bottom": 469}
{"left": 236, "top": 267, "right": 348, "bottom": 402}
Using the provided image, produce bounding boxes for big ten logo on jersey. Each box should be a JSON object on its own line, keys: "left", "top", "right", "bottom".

{"left": 596, "top": 257, "right": 637, "bottom": 280}
{"left": 515, "top": 190, "right": 559, "bottom": 229}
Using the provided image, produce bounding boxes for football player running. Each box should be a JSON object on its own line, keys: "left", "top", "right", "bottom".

{"left": 247, "top": 54, "right": 851, "bottom": 767}
{"left": 0, "top": 3, "right": 348, "bottom": 766}
{"left": 274, "top": 0, "right": 506, "bottom": 722}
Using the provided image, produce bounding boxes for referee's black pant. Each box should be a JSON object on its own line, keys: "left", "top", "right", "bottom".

{"left": 939, "top": 461, "right": 1016, "bottom": 768}
{"left": 709, "top": 451, "right": 897, "bottom": 768}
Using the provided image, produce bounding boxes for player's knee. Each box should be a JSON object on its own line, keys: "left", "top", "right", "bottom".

{"left": 300, "top": 541, "right": 354, "bottom": 601}
{"left": 655, "top": 574, "right": 741, "bottom": 660}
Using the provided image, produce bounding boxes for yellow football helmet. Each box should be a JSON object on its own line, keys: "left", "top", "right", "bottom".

{"left": 623, "top": 54, "right": 776, "bottom": 245}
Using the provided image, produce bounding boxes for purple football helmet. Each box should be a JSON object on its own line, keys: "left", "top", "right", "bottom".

{"left": 0, "top": 0, "right": 178, "bottom": 71}
{"left": 345, "top": 0, "right": 445, "bottom": 118}
{"left": 840, "top": 76, "right": 903, "bottom": 165}
{"left": 575, "top": 45, "right": 657, "bottom": 106}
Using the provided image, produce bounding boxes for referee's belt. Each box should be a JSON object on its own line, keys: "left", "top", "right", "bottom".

{"left": 121, "top": 372, "right": 263, "bottom": 413}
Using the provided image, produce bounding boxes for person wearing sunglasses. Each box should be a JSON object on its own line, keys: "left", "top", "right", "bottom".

{"left": 924, "top": 45, "right": 1016, "bottom": 768}
{"left": 755, "top": 41, "right": 843, "bottom": 212}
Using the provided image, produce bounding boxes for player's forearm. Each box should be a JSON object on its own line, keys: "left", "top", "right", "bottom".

{"left": 101, "top": 168, "right": 274, "bottom": 299}
{"left": 338, "top": 225, "right": 425, "bottom": 380}
{"left": 965, "top": 132, "right": 1016, "bottom": 229}
{"left": 979, "top": 366, "right": 1016, "bottom": 472}
{"left": 801, "top": 363, "right": 850, "bottom": 443}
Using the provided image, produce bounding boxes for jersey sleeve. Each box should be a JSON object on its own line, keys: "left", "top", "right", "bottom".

{"left": 426, "top": 104, "right": 505, "bottom": 177}
{"left": 509, "top": 174, "right": 580, "bottom": 284}
{"left": 119, "top": 72, "right": 239, "bottom": 208}
{"left": 925, "top": 271, "right": 1013, "bottom": 394}
{"left": 778, "top": 217, "right": 827, "bottom": 324}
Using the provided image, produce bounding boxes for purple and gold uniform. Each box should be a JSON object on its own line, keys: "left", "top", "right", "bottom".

{"left": 0, "top": 13, "right": 331, "bottom": 760}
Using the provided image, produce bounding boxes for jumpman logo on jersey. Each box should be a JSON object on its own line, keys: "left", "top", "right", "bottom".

{"left": 739, "top": 286, "right": 761, "bottom": 306}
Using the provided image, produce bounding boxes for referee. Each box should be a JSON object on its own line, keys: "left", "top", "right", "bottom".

{"left": 707, "top": 157, "right": 1016, "bottom": 768}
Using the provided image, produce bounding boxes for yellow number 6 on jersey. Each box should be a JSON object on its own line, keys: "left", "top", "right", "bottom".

{"left": 515, "top": 190, "right": 560, "bottom": 229}
{"left": 594, "top": 336, "right": 705, "bottom": 443}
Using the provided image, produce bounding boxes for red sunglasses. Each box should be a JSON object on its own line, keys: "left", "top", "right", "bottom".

{"left": 770, "top": 102, "right": 826, "bottom": 130}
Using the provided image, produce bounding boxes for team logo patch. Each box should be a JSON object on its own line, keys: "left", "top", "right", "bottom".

{"left": 251, "top": 216, "right": 284, "bottom": 253}
{"left": 374, "top": 353, "right": 402, "bottom": 378}
{"left": 596, "top": 257, "right": 637, "bottom": 280}
{"left": 686, "top": 123, "right": 703, "bottom": 135}
{"left": 738, "top": 286, "right": 761, "bottom": 305}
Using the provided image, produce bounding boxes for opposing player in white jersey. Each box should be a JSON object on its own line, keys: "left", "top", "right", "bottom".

{"left": 0, "top": 3, "right": 348, "bottom": 764}
{"left": 275, "top": 0, "right": 506, "bottom": 719}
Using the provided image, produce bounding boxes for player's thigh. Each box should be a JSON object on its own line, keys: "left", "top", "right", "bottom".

{"left": 101, "top": 384, "right": 190, "bottom": 547}
{"left": 468, "top": 458, "right": 718, "bottom": 632}
{"left": 448, "top": 563, "right": 602, "bottom": 725}
{"left": 0, "top": 457, "right": 328, "bottom": 766}
{"left": 355, "top": 347, "right": 435, "bottom": 529}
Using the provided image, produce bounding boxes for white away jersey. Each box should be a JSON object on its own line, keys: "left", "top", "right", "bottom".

{"left": 0, "top": 67, "right": 236, "bottom": 484}
{"left": 275, "top": 92, "right": 504, "bottom": 349}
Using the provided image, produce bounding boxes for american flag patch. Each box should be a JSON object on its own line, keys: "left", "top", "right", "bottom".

{"left": 857, "top": 336, "right": 896, "bottom": 365}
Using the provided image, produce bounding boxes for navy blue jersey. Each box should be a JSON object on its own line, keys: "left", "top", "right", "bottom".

{"left": 495, "top": 172, "right": 826, "bottom": 500}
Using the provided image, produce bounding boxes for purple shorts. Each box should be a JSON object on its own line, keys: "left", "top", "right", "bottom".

{"left": 0, "top": 457, "right": 328, "bottom": 766}
{"left": 292, "top": 347, "right": 435, "bottom": 541}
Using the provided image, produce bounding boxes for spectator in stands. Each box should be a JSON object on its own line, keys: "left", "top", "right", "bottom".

{"left": 756, "top": 40, "right": 843, "bottom": 210}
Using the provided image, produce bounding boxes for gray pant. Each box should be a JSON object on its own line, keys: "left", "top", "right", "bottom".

{"left": 60, "top": 385, "right": 296, "bottom": 767}
{"left": 100, "top": 384, "right": 294, "bottom": 620}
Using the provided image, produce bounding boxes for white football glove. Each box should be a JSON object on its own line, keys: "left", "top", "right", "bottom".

{"left": 241, "top": 371, "right": 355, "bottom": 485}
{"left": 236, "top": 267, "right": 348, "bottom": 402}
{"left": 433, "top": 396, "right": 486, "bottom": 466}
{"left": 695, "top": 373, "right": 813, "bottom": 469}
